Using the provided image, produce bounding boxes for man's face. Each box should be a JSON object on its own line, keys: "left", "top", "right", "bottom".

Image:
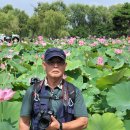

{"left": 43, "top": 57, "right": 67, "bottom": 79}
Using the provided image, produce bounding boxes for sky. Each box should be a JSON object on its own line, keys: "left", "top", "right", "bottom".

{"left": 0, "top": 0, "right": 130, "bottom": 16}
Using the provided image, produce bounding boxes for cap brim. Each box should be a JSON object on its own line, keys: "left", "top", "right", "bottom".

{"left": 45, "top": 52, "right": 65, "bottom": 61}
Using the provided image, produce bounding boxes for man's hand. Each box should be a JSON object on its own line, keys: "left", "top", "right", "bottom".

{"left": 19, "top": 116, "right": 30, "bottom": 130}
{"left": 46, "top": 115, "right": 60, "bottom": 130}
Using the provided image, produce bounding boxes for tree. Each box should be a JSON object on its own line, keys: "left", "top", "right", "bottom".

{"left": 0, "top": 11, "right": 19, "bottom": 34}
{"left": 50, "top": 1, "right": 66, "bottom": 12}
{"left": 34, "top": 2, "right": 50, "bottom": 20}
{"left": 68, "top": 4, "right": 88, "bottom": 28}
{"left": 27, "top": 15, "right": 40, "bottom": 37}
{"left": 112, "top": 3, "right": 130, "bottom": 37}
{"left": 14, "top": 10, "right": 29, "bottom": 37}
{"left": 40, "top": 10, "right": 69, "bottom": 38}
{"left": 67, "top": 4, "right": 89, "bottom": 37}
{"left": 1, "top": 4, "right": 13, "bottom": 13}
{"left": 87, "top": 5, "right": 113, "bottom": 37}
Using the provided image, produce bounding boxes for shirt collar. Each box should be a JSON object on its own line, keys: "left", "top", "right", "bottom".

{"left": 44, "top": 78, "right": 63, "bottom": 89}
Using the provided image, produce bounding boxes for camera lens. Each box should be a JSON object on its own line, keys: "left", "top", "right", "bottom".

{"left": 39, "top": 114, "right": 51, "bottom": 129}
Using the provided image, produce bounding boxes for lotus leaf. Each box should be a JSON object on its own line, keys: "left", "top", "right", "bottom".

{"left": 113, "top": 59, "right": 124, "bottom": 70}
{"left": 66, "top": 60, "right": 82, "bottom": 71}
{"left": 96, "top": 69, "right": 126, "bottom": 90}
{"left": 0, "top": 101, "right": 22, "bottom": 128}
{"left": 107, "top": 81, "right": 130, "bottom": 111}
{"left": 0, "top": 72, "right": 14, "bottom": 89}
{"left": 124, "top": 120, "right": 130, "bottom": 130}
{"left": 0, "top": 122, "right": 16, "bottom": 130}
{"left": 87, "top": 113, "right": 125, "bottom": 130}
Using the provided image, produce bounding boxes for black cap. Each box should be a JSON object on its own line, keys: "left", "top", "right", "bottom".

{"left": 44, "top": 48, "right": 66, "bottom": 61}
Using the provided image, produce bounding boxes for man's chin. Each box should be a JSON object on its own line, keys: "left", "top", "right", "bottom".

{"left": 51, "top": 74, "right": 62, "bottom": 78}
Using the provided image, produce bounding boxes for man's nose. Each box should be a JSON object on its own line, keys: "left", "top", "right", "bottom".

{"left": 53, "top": 63, "right": 58, "bottom": 67}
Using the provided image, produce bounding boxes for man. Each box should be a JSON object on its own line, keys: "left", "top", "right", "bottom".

{"left": 19, "top": 47, "right": 88, "bottom": 130}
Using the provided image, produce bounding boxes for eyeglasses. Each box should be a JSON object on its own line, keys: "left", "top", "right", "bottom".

{"left": 46, "top": 59, "right": 65, "bottom": 66}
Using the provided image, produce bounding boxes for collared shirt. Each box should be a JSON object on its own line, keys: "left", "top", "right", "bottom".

{"left": 44, "top": 77, "right": 63, "bottom": 89}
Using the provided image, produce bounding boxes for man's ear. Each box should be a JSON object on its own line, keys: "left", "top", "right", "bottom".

{"left": 42, "top": 62, "right": 46, "bottom": 70}
{"left": 65, "top": 62, "right": 67, "bottom": 67}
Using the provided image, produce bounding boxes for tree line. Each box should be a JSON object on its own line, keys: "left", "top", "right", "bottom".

{"left": 0, "top": 1, "right": 130, "bottom": 39}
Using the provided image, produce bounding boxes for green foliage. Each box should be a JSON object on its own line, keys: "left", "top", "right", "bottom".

{"left": 0, "top": 122, "right": 16, "bottom": 130}
{"left": 40, "top": 10, "right": 68, "bottom": 38}
{"left": 0, "top": 2, "right": 130, "bottom": 38}
{"left": 107, "top": 81, "right": 130, "bottom": 111}
{"left": 113, "top": 2, "right": 130, "bottom": 36}
{"left": 0, "top": 72, "right": 14, "bottom": 89}
{"left": 1, "top": 1, "right": 130, "bottom": 129}
{"left": 0, "top": 102, "right": 21, "bottom": 129}
{"left": 87, "top": 113, "right": 125, "bottom": 130}
{"left": 124, "top": 120, "right": 130, "bottom": 130}
{"left": 0, "top": 11, "right": 19, "bottom": 34}
{"left": 96, "top": 69, "right": 126, "bottom": 90}
{"left": 0, "top": 36, "right": 130, "bottom": 129}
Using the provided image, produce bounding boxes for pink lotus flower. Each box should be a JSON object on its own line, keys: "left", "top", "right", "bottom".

{"left": 115, "top": 39, "right": 121, "bottom": 44}
{"left": 114, "top": 49, "right": 123, "bottom": 54}
{"left": 90, "top": 42, "right": 98, "bottom": 47}
{"left": 79, "top": 40, "right": 85, "bottom": 46}
{"left": 97, "top": 38, "right": 106, "bottom": 43}
{"left": 41, "top": 54, "right": 44, "bottom": 60}
{"left": 40, "top": 41, "right": 46, "bottom": 46}
{"left": 34, "top": 41, "right": 39, "bottom": 45}
{"left": 38, "top": 36, "right": 43, "bottom": 41}
{"left": 0, "top": 63, "right": 6, "bottom": 70}
{"left": 97, "top": 56, "right": 104, "bottom": 66}
{"left": 68, "top": 37, "right": 75, "bottom": 45}
{"left": 9, "top": 49, "right": 14, "bottom": 53}
{"left": 0, "top": 88, "right": 15, "bottom": 102}
{"left": 0, "top": 41, "right": 3, "bottom": 46}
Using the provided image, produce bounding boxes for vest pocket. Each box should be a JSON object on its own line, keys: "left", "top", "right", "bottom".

{"left": 33, "top": 102, "right": 40, "bottom": 114}
{"left": 68, "top": 106, "right": 74, "bottom": 114}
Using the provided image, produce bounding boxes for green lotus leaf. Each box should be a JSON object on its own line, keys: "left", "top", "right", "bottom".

{"left": 96, "top": 69, "right": 126, "bottom": 90}
{"left": 124, "top": 120, "right": 130, "bottom": 130}
{"left": 13, "top": 44, "right": 23, "bottom": 52}
{"left": 83, "top": 93, "right": 94, "bottom": 108}
{"left": 0, "top": 122, "right": 16, "bottom": 130}
{"left": 87, "top": 113, "right": 125, "bottom": 130}
{"left": 0, "top": 72, "right": 14, "bottom": 89}
{"left": 66, "top": 60, "right": 82, "bottom": 71}
{"left": 0, "top": 101, "right": 22, "bottom": 128}
{"left": 8, "top": 60, "right": 28, "bottom": 73}
{"left": 30, "top": 64, "right": 45, "bottom": 79}
{"left": 113, "top": 59, "right": 124, "bottom": 70}
{"left": 107, "top": 81, "right": 130, "bottom": 111}
{"left": 68, "top": 76, "right": 83, "bottom": 90}
{"left": 105, "top": 48, "right": 116, "bottom": 57}
{"left": 80, "top": 66, "right": 99, "bottom": 78}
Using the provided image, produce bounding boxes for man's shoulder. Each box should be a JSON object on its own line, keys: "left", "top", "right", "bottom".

{"left": 26, "top": 85, "right": 34, "bottom": 94}
{"left": 64, "top": 80, "right": 81, "bottom": 96}
{"left": 64, "top": 80, "right": 79, "bottom": 90}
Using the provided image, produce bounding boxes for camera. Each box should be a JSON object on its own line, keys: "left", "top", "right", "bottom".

{"left": 30, "top": 77, "right": 40, "bottom": 85}
{"left": 39, "top": 110, "right": 54, "bottom": 129}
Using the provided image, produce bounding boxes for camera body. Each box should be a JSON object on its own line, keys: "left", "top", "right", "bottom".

{"left": 30, "top": 77, "right": 40, "bottom": 85}
{"left": 39, "top": 110, "right": 54, "bottom": 129}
